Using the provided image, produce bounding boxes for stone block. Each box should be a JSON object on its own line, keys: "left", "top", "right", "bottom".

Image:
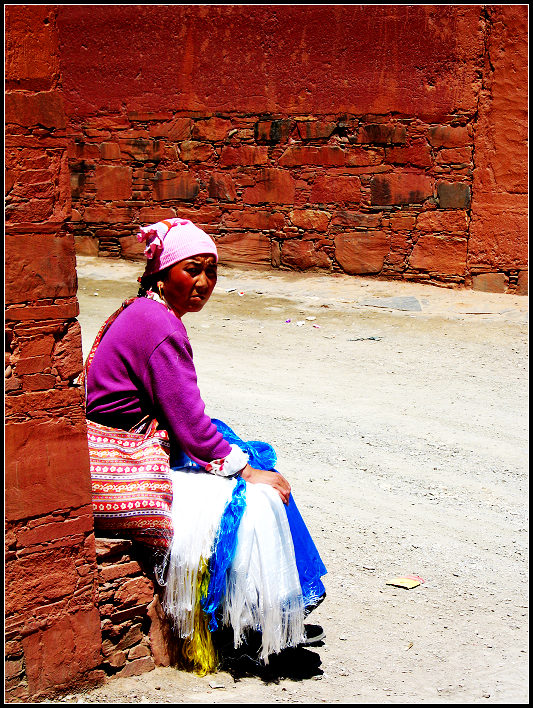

{"left": 74, "top": 234, "right": 99, "bottom": 256}
{"left": 219, "top": 145, "right": 269, "bottom": 166}
{"left": 389, "top": 213, "right": 416, "bottom": 231}
{"left": 5, "top": 419, "right": 91, "bottom": 522}
{"left": 99, "top": 142, "right": 122, "bottom": 160}
{"left": 217, "top": 232, "right": 272, "bottom": 266}
{"left": 335, "top": 231, "right": 390, "bottom": 274}
{"left": 358, "top": 123, "right": 407, "bottom": 145}
{"left": 289, "top": 209, "right": 330, "bottom": 231}
{"left": 208, "top": 173, "right": 237, "bottom": 201}
{"left": 385, "top": 140, "right": 432, "bottom": 167}
{"left": 128, "top": 644, "right": 150, "bottom": 660}
{"left": 139, "top": 207, "right": 176, "bottom": 223}
{"left": 105, "top": 649, "right": 127, "bottom": 668}
{"left": 5, "top": 387, "right": 85, "bottom": 421}
{"left": 119, "top": 138, "right": 164, "bottom": 162}
{"left": 83, "top": 206, "right": 133, "bottom": 223}
{"left": 6, "top": 550, "right": 78, "bottom": 613}
{"left": 68, "top": 141, "right": 103, "bottom": 161}
{"left": 114, "top": 577, "right": 155, "bottom": 608}
{"left": 345, "top": 147, "right": 385, "bottom": 167}
{"left": 5, "top": 90, "right": 66, "bottom": 129}
{"left": 153, "top": 172, "right": 200, "bottom": 201}
{"left": 370, "top": 172, "right": 434, "bottom": 206}
{"left": 428, "top": 124, "right": 470, "bottom": 148}
{"left": 149, "top": 117, "right": 193, "bottom": 140}
{"left": 310, "top": 175, "right": 360, "bottom": 204}
{"left": 281, "top": 240, "right": 331, "bottom": 270}
{"left": 18, "top": 335, "right": 55, "bottom": 359}
{"left": 94, "top": 165, "right": 132, "bottom": 200}
{"left": 243, "top": 169, "right": 295, "bottom": 204}
{"left": 192, "top": 117, "right": 232, "bottom": 141}
{"left": 255, "top": 119, "right": 292, "bottom": 144}
{"left": 95, "top": 538, "right": 134, "bottom": 562}
{"left": 296, "top": 120, "right": 337, "bottom": 140}
{"left": 120, "top": 234, "right": 146, "bottom": 261}
{"left": 436, "top": 147, "right": 473, "bottom": 166}
{"left": 176, "top": 205, "right": 223, "bottom": 226}
{"left": 99, "top": 561, "right": 143, "bottom": 584}
{"left": 179, "top": 141, "right": 216, "bottom": 162}
{"left": 437, "top": 181, "right": 471, "bottom": 209}
{"left": 222, "top": 209, "right": 285, "bottom": 230}
{"left": 279, "top": 145, "right": 346, "bottom": 167}
{"left": 5, "top": 299, "right": 79, "bottom": 322}
{"left": 409, "top": 235, "right": 467, "bottom": 275}
{"left": 16, "top": 513, "right": 94, "bottom": 548}
{"left": 14, "top": 354, "right": 52, "bottom": 376}
{"left": 115, "top": 657, "right": 155, "bottom": 678}
{"left": 331, "top": 211, "right": 382, "bottom": 228}
{"left": 52, "top": 321, "right": 83, "bottom": 381}
{"left": 21, "top": 373, "right": 56, "bottom": 391}
{"left": 116, "top": 624, "right": 143, "bottom": 651}
{"left": 472, "top": 272, "right": 507, "bottom": 293}
{"left": 416, "top": 209, "right": 468, "bottom": 233}
{"left": 21, "top": 608, "right": 101, "bottom": 696}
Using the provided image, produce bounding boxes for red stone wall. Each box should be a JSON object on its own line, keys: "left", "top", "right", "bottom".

{"left": 56, "top": 5, "right": 527, "bottom": 292}
{"left": 5, "top": 6, "right": 102, "bottom": 701}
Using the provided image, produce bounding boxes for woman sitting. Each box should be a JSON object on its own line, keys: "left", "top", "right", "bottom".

{"left": 85, "top": 218, "right": 326, "bottom": 673}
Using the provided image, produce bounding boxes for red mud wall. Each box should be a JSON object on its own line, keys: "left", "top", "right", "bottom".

{"left": 57, "top": 4, "right": 527, "bottom": 292}
{"left": 5, "top": 6, "right": 102, "bottom": 701}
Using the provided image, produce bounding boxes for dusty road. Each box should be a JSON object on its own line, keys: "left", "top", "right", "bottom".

{"left": 66, "top": 256, "right": 528, "bottom": 704}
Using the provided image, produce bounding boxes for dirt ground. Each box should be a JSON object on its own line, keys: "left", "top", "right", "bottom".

{"left": 59, "top": 256, "right": 528, "bottom": 704}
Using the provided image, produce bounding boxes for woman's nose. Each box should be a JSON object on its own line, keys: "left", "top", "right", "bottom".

{"left": 195, "top": 270, "right": 209, "bottom": 291}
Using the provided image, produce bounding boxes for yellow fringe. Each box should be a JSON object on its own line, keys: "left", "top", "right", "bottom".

{"left": 177, "top": 558, "right": 218, "bottom": 675}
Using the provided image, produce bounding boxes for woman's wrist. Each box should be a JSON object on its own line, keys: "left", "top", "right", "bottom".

{"left": 239, "top": 463, "right": 252, "bottom": 480}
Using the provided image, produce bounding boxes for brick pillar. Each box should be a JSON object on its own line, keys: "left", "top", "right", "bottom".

{"left": 5, "top": 6, "right": 102, "bottom": 701}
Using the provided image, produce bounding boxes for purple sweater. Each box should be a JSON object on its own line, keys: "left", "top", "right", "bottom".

{"left": 85, "top": 297, "right": 231, "bottom": 466}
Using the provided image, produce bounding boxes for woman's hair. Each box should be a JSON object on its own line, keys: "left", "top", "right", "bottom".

{"left": 137, "top": 266, "right": 171, "bottom": 297}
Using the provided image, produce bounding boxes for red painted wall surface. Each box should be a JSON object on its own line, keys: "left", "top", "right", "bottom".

{"left": 55, "top": 4, "right": 527, "bottom": 292}
{"left": 57, "top": 5, "right": 481, "bottom": 121}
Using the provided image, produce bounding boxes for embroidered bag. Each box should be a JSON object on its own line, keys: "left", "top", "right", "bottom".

{"left": 81, "top": 298, "right": 173, "bottom": 550}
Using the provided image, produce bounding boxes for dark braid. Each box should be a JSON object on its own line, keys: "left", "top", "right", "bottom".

{"left": 137, "top": 267, "right": 171, "bottom": 298}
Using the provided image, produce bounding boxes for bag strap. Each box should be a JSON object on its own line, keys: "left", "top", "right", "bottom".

{"left": 83, "top": 296, "right": 138, "bottom": 378}
{"left": 79, "top": 297, "right": 160, "bottom": 436}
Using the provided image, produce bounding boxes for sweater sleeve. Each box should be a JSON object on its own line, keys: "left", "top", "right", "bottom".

{"left": 141, "top": 328, "right": 233, "bottom": 467}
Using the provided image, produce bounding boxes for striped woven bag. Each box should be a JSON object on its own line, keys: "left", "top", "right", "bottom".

{"left": 82, "top": 299, "right": 173, "bottom": 550}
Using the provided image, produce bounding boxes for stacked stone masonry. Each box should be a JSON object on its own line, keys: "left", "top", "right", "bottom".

{"left": 68, "top": 111, "right": 526, "bottom": 293}
{"left": 94, "top": 538, "right": 176, "bottom": 680}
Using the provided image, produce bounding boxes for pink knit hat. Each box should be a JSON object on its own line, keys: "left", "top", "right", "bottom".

{"left": 137, "top": 218, "right": 218, "bottom": 277}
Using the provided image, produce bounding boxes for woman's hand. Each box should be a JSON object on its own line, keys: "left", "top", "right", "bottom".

{"left": 239, "top": 464, "right": 291, "bottom": 505}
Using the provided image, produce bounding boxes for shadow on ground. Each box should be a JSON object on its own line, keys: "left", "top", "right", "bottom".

{"left": 214, "top": 629, "right": 324, "bottom": 684}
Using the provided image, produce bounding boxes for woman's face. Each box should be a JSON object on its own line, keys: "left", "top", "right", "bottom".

{"left": 160, "top": 254, "right": 218, "bottom": 318}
